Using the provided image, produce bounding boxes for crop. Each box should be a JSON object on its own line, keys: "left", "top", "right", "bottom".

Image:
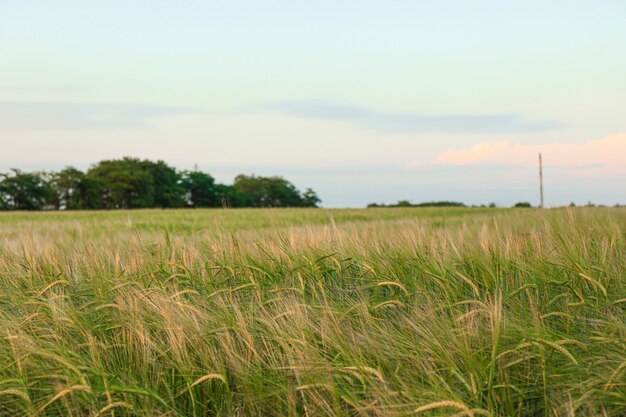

{"left": 0, "top": 207, "right": 624, "bottom": 416}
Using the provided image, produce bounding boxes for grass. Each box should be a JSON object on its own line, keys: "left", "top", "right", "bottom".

{"left": 0, "top": 207, "right": 624, "bottom": 416}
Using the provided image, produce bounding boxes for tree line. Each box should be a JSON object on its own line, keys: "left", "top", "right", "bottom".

{"left": 367, "top": 200, "right": 466, "bottom": 208}
{"left": 0, "top": 157, "right": 321, "bottom": 210}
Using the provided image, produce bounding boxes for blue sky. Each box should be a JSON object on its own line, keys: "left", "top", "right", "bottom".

{"left": 1, "top": 0, "right": 625, "bottom": 207}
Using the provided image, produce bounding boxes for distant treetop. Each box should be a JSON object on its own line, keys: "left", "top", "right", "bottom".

{"left": 0, "top": 157, "right": 321, "bottom": 211}
{"left": 367, "top": 201, "right": 466, "bottom": 208}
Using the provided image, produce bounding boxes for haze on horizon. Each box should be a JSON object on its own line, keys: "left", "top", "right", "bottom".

{"left": 1, "top": 0, "right": 625, "bottom": 208}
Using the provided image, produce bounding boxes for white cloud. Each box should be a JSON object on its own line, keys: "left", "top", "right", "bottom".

{"left": 434, "top": 134, "right": 626, "bottom": 168}
{"left": 0, "top": 101, "right": 198, "bottom": 131}
{"left": 265, "top": 100, "right": 563, "bottom": 134}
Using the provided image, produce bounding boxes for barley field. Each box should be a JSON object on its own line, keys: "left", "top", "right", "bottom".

{"left": 0, "top": 207, "right": 624, "bottom": 416}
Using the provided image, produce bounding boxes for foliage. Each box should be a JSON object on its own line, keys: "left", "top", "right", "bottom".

{"left": 0, "top": 157, "right": 321, "bottom": 210}
{"left": 0, "top": 169, "right": 53, "bottom": 210}
{"left": 214, "top": 183, "right": 246, "bottom": 208}
{"left": 87, "top": 157, "right": 158, "bottom": 209}
{"left": 514, "top": 201, "right": 532, "bottom": 208}
{"left": 51, "top": 167, "right": 103, "bottom": 210}
{"left": 149, "top": 160, "right": 185, "bottom": 208}
{"left": 233, "top": 174, "right": 320, "bottom": 207}
{"left": 181, "top": 171, "right": 219, "bottom": 207}
{"left": 301, "top": 188, "right": 321, "bottom": 208}
{"left": 369, "top": 200, "right": 466, "bottom": 208}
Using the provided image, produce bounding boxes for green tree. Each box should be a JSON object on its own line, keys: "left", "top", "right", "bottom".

{"left": 301, "top": 188, "right": 321, "bottom": 208}
{"left": 0, "top": 169, "right": 54, "bottom": 210}
{"left": 233, "top": 175, "right": 309, "bottom": 207}
{"left": 87, "top": 157, "right": 156, "bottom": 209}
{"left": 0, "top": 161, "right": 321, "bottom": 211}
{"left": 51, "top": 167, "right": 103, "bottom": 210}
{"left": 181, "top": 171, "right": 219, "bottom": 207}
{"left": 214, "top": 184, "right": 246, "bottom": 208}
{"left": 147, "top": 160, "right": 185, "bottom": 208}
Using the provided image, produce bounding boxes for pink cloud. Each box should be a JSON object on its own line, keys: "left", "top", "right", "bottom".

{"left": 435, "top": 134, "right": 626, "bottom": 168}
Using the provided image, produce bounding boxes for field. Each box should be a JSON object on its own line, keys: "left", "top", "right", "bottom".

{"left": 0, "top": 207, "right": 624, "bottom": 416}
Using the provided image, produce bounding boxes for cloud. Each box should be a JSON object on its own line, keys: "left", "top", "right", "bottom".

{"left": 433, "top": 134, "right": 626, "bottom": 168}
{"left": 0, "top": 101, "right": 198, "bottom": 131}
{"left": 5, "top": 84, "right": 84, "bottom": 96}
{"left": 265, "top": 100, "right": 562, "bottom": 134}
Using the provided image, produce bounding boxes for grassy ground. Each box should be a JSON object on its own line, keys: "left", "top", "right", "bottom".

{"left": 0, "top": 207, "right": 624, "bottom": 416}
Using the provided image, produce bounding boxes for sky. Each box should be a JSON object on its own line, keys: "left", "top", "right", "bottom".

{"left": 0, "top": 0, "right": 625, "bottom": 207}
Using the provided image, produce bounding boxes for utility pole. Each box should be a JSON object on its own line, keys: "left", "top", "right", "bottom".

{"left": 539, "top": 153, "right": 544, "bottom": 208}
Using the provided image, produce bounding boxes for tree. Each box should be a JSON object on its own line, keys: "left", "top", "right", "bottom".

{"left": 301, "top": 188, "right": 321, "bottom": 208}
{"left": 214, "top": 184, "right": 246, "bottom": 208}
{"left": 232, "top": 175, "right": 264, "bottom": 207}
{"left": 0, "top": 170, "right": 53, "bottom": 210}
{"left": 87, "top": 157, "right": 156, "bottom": 209}
{"left": 147, "top": 160, "right": 185, "bottom": 208}
{"left": 181, "top": 171, "right": 219, "bottom": 207}
{"left": 233, "top": 175, "right": 310, "bottom": 207}
{"left": 514, "top": 202, "right": 532, "bottom": 208}
{"left": 87, "top": 158, "right": 184, "bottom": 209}
{"left": 51, "top": 167, "right": 103, "bottom": 210}
{"left": 0, "top": 160, "right": 322, "bottom": 211}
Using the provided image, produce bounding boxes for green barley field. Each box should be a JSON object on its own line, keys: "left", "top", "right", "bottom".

{"left": 0, "top": 207, "right": 624, "bottom": 416}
